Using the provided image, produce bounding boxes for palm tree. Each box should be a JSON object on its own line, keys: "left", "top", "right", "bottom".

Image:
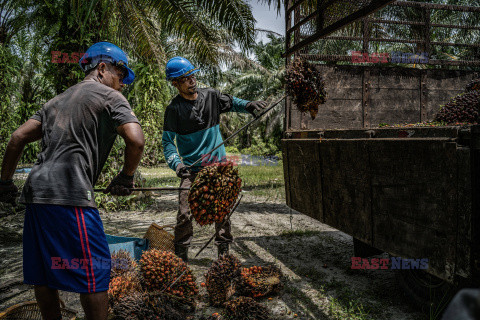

{"left": 220, "top": 33, "right": 285, "bottom": 152}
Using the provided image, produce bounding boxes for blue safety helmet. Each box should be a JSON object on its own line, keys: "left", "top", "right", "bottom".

{"left": 79, "top": 42, "right": 135, "bottom": 84}
{"left": 166, "top": 56, "right": 199, "bottom": 81}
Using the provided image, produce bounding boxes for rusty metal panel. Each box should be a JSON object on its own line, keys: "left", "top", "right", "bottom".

{"left": 284, "top": 140, "right": 323, "bottom": 221}
{"left": 320, "top": 140, "right": 372, "bottom": 243}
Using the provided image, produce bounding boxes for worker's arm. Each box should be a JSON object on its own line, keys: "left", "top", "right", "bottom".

{"left": 104, "top": 122, "right": 144, "bottom": 195}
{"left": 0, "top": 119, "right": 42, "bottom": 205}
{"left": 162, "top": 131, "right": 181, "bottom": 171}
{"left": 1, "top": 119, "right": 42, "bottom": 181}
{"left": 117, "top": 122, "right": 145, "bottom": 176}
{"left": 217, "top": 90, "right": 267, "bottom": 116}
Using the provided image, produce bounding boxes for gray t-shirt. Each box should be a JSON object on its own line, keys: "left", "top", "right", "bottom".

{"left": 20, "top": 79, "right": 139, "bottom": 207}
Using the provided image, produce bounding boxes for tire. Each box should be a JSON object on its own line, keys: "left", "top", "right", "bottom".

{"left": 395, "top": 268, "right": 456, "bottom": 316}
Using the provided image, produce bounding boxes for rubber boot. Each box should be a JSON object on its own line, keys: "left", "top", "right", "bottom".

{"left": 175, "top": 245, "right": 189, "bottom": 263}
{"left": 217, "top": 243, "right": 229, "bottom": 258}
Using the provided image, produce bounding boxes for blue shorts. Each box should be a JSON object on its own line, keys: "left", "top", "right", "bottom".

{"left": 23, "top": 204, "right": 110, "bottom": 293}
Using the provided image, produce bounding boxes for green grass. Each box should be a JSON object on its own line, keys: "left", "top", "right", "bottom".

{"left": 138, "top": 163, "right": 286, "bottom": 201}
{"left": 237, "top": 163, "right": 285, "bottom": 201}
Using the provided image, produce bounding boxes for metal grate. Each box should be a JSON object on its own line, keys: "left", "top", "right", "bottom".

{"left": 285, "top": 0, "right": 480, "bottom": 68}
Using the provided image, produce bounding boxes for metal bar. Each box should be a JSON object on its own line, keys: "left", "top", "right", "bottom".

{"left": 424, "top": 8, "right": 431, "bottom": 54}
{"left": 285, "top": 0, "right": 293, "bottom": 131}
{"left": 431, "top": 23, "right": 480, "bottom": 30}
{"left": 286, "top": 0, "right": 307, "bottom": 15}
{"left": 284, "top": 0, "right": 395, "bottom": 57}
{"left": 322, "top": 35, "right": 423, "bottom": 44}
{"left": 300, "top": 54, "right": 480, "bottom": 66}
{"left": 370, "top": 18, "right": 425, "bottom": 26}
{"left": 320, "top": 36, "right": 480, "bottom": 48}
{"left": 194, "top": 194, "right": 243, "bottom": 258}
{"left": 188, "top": 96, "right": 286, "bottom": 168}
{"left": 392, "top": 1, "right": 480, "bottom": 13}
{"left": 93, "top": 187, "right": 190, "bottom": 192}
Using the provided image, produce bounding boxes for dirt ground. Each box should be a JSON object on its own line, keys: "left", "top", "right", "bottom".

{"left": 0, "top": 190, "right": 426, "bottom": 319}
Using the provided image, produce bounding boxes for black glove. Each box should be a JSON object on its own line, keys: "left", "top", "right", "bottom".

{"left": 176, "top": 163, "right": 192, "bottom": 179}
{"left": 104, "top": 171, "right": 134, "bottom": 196}
{"left": 0, "top": 180, "right": 19, "bottom": 207}
{"left": 246, "top": 100, "right": 268, "bottom": 116}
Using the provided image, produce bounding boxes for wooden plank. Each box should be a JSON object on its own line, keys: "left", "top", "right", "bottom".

{"left": 320, "top": 140, "right": 372, "bottom": 243}
{"left": 281, "top": 140, "right": 292, "bottom": 208}
{"left": 456, "top": 146, "right": 471, "bottom": 278}
{"left": 369, "top": 89, "right": 420, "bottom": 125}
{"left": 369, "top": 140, "right": 458, "bottom": 234}
{"left": 285, "top": 140, "right": 323, "bottom": 220}
{"left": 373, "top": 213, "right": 456, "bottom": 282}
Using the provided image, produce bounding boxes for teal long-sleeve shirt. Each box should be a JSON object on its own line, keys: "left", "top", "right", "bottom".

{"left": 162, "top": 88, "right": 250, "bottom": 172}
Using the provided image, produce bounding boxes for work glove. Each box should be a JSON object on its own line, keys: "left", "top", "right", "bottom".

{"left": 0, "top": 180, "right": 19, "bottom": 207}
{"left": 176, "top": 163, "right": 192, "bottom": 179}
{"left": 104, "top": 171, "right": 134, "bottom": 196}
{"left": 246, "top": 100, "right": 268, "bottom": 117}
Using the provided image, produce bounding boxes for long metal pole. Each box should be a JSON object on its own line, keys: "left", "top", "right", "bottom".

{"left": 93, "top": 187, "right": 189, "bottom": 192}
{"left": 188, "top": 96, "right": 286, "bottom": 168}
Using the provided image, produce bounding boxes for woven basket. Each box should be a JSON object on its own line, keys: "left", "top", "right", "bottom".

{"left": 0, "top": 300, "right": 76, "bottom": 320}
{"left": 143, "top": 223, "right": 174, "bottom": 252}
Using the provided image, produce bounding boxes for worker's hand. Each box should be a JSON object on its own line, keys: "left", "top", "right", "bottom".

{"left": 246, "top": 100, "right": 268, "bottom": 116}
{"left": 176, "top": 163, "right": 192, "bottom": 179}
{"left": 0, "top": 180, "right": 19, "bottom": 207}
{"left": 104, "top": 171, "right": 134, "bottom": 196}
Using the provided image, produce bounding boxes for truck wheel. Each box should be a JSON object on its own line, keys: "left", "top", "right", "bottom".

{"left": 395, "top": 269, "right": 456, "bottom": 314}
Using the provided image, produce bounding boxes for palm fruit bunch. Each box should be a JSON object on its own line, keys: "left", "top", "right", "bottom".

{"left": 111, "top": 292, "right": 158, "bottom": 320}
{"left": 285, "top": 57, "right": 327, "bottom": 120}
{"left": 223, "top": 297, "right": 272, "bottom": 320}
{"left": 111, "top": 249, "right": 138, "bottom": 279}
{"left": 188, "top": 162, "right": 242, "bottom": 226}
{"left": 205, "top": 254, "right": 242, "bottom": 306}
{"left": 435, "top": 90, "right": 480, "bottom": 124}
{"left": 108, "top": 273, "right": 142, "bottom": 306}
{"left": 236, "top": 265, "right": 283, "bottom": 298}
{"left": 466, "top": 77, "right": 480, "bottom": 92}
{"left": 140, "top": 249, "right": 199, "bottom": 302}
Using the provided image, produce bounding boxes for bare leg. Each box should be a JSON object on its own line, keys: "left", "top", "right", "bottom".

{"left": 34, "top": 285, "right": 61, "bottom": 320}
{"left": 80, "top": 291, "right": 108, "bottom": 320}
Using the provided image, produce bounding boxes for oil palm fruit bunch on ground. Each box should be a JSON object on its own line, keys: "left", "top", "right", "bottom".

{"left": 111, "top": 292, "right": 159, "bottom": 320}
{"left": 108, "top": 273, "right": 142, "bottom": 307}
{"left": 236, "top": 265, "right": 283, "bottom": 298}
{"left": 224, "top": 297, "right": 272, "bottom": 320}
{"left": 111, "top": 249, "right": 138, "bottom": 278}
{"left": 435, "top": 90, "right": 480, "bottom": 124}
{"left": 285, "top": 57, "right": 327, "bottom": 120}
{"left": 466, "top": 77, "right": 480, "bottom": 92}
{"left": 188, "top": 162, "right": 242, "bottom": 226}
{"left": 205, "top": 254, "right": 242, "bottom": 306}
{"left": 140, "top": 249, "right": 199, "bottom": 302}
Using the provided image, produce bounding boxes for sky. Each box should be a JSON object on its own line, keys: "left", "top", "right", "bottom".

{"left": 249, "top": 1, "right": 285, "bottom": 42}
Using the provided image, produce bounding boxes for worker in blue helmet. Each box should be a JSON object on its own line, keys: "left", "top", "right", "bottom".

{"left": 0, "top": 41, "right": 144, "bottom": 319}
{"left": 79, "top": 41, "right": 135, "bottom": 85}
{"left": 162, "top": 56, "right": 268, "bottom": 262}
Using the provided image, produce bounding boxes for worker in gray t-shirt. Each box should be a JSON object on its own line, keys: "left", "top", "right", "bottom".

{"left": 0, "top": 42, "right": 144, "bottom": 320}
